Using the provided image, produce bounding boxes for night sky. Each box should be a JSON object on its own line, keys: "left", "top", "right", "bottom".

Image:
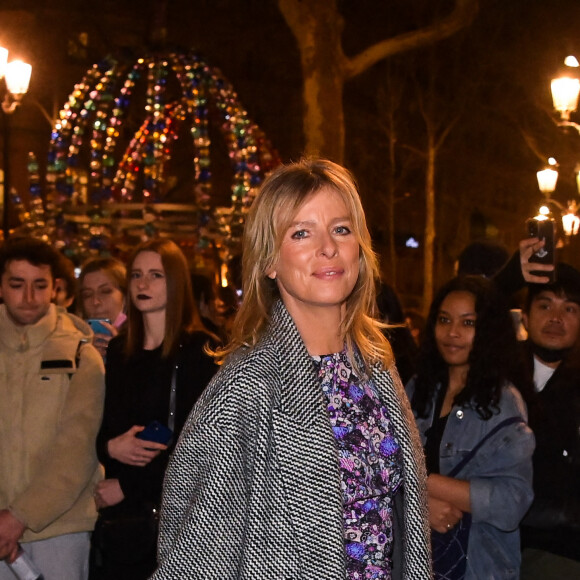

{"left": 1, "top": 0, "right": 580, "bottom": 293}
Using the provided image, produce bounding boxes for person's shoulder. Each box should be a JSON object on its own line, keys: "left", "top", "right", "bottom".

{"left": 49, "top": 309, "right": 102, "bottom": 366}
{"left": 404, "top": 374, "right": 417, "bottom": 397}
{"left": 198, "top": 342, "right": 283, "bottom": 407}
{"left": 55, "top": 308, "right": 91, "bottom": 337}
{"left": 222, "top": 340, "right": 281, "bottom": 383}
{"left": 558, "top": 350, "right": 580, "bottom": 377}
{"left": 182, "top": 328, "right": 219, "bottom": 350}
{"left": 107, "top": 333, "right": 126, "bottom": 353}
{"left": 498, "top": 383, "right": 529, "bottom": 419}
{"left": 101, "top": 333, "right": 128, "bottom": 368}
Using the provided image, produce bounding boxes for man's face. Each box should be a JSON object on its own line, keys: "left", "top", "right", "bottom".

{"left": 0, "top": 260, "right": 55, "bottom": 326}
{"left": 523, "top": 290, "right": 580, "bottom": 352}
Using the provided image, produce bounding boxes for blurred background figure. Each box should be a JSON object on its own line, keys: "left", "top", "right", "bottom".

{"left": 455, "top": 240, "right": 510, "bottom": 278}
{"left": 190, "top": 273, "right": 239, "bottom": 342}
{"left": 91, "top": 239, "right": 218, "bottom": 580}
{"left": 78, "top": 258, "right": 127, "bottom": 359}
{"left": 53, "top": 253, "right": 78, "bottom": 311}
{"left": 375, "top": 281, "right": 418, "bottom": 385}
{"left": 404, "top": 307, "right": 426, "bottom": 347}
{"left": 190, "top": 272, "right": 222, "bottom": 339}
{"left": 213, "top": 283, "right": 239, "bottom": 341}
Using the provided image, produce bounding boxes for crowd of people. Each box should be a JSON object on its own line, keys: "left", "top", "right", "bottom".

{"left": 0, "top": 158, "right": 578, "bottom": 580}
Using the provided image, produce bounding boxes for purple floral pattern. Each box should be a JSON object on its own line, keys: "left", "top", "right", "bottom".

{"left": 313, "top": 350, "right": 404, "bottom": 580}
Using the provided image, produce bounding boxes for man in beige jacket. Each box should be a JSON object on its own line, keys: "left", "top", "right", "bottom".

{"left": 0, "top": 237, "right": 105, "bottom": 580}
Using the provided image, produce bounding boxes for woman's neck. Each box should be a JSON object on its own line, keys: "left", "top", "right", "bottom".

{"left": 448, "top": 364, "right": 468, "bottom": 393}
{"left": 440, "top": 364, "right": 468, "bottom": 417}
{"left": 287, "top": 304, "right": 344, "bottom": 356}
{"left": 142, "top": 310, "right": 166, "bottom": 350}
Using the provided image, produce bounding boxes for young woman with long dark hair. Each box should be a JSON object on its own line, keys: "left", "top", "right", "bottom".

{"left": 91, "top": 239, "right": 218, "bottom": 580}
{"left": 406, "top": 275, "right": 535, "bottom": 580}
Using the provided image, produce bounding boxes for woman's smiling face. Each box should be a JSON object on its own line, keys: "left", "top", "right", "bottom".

{"left": 434, "top": 290, "right": 477, "bottom": 369}
{"left": 267, "top": 186, "right": 360, "bottom": 319}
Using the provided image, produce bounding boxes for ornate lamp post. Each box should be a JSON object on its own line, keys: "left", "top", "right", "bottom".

{"left": 0, "top": 46, "right": 32, "bottom": 240}
{"left": 551, "top": 56, "right": 580, "bottom": 124}
{"left": 535, "top": 56, "right": 580, "bottom": 240}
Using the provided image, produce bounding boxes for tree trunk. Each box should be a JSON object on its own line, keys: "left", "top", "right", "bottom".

{"left": 423, "top": 135, "right": 436, "bottom": 316}
{"left": 278, "top": 0, "right": 347, "bottom": 161}
{"left": 279, "top": 0, "right": 479, "bottom": 162}
{"left": 386, "top": 108, "right": 398, "bottom": 289}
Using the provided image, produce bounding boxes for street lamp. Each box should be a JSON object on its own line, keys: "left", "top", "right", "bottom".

{"left": 534, "top": 56, "right": 580, "bottom": 239}
{"left": 535, "top": 160, "right": 580, "bottom": 238}
{"left": 0, "top": 47, "right": 32, "bottom": 240}
{"left": 551, "top": 56, "right": 580, "bottom": 124}
{"left": 536, "top": 159, "right": 559, "bottom": 194}
{"left": 3, "top": 60, "right": 32, "bottom": 113}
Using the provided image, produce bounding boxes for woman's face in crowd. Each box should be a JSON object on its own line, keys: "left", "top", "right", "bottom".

{"left": 434, "top": 290, "right": 477, "bottom": 369}
{"left": 129, "top": 251, "right": 167, "bottom": 314}
{"left": 80, "top": 269, "right": 124, "bottom": 322}
{"left": 267, "top": 186, "right": 360, "bottom": 319}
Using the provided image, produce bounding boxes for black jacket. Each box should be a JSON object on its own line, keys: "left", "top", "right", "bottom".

{"left": 96, "top": 330, "right": 218, "bottom": 509}
{"left": 521, "top": 343, "right": 580, "bottom": 561}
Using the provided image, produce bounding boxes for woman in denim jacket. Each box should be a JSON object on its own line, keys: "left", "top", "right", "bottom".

{"left": 406, "top": 276, "right": 535, "bottom": 580}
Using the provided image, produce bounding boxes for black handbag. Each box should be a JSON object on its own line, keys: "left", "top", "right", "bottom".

{"left": 432, "top": 416, "right": 525, "bottom": 580}
{"left": 92, "top": 502, "right": 159, "bottom": 564}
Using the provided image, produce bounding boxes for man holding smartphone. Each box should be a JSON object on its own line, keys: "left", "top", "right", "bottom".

{"left": 0, "top": 237, "right": 105, "bottom": 580}
{"left": 519, "top": 262, "right": 580, "bottom": 579}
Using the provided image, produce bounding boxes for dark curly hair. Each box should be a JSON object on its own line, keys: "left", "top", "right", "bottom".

{"left": 412, "top": 275, "right": 529, "bottom": 420}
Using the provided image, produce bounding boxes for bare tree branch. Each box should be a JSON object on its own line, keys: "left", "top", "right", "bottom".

{"left": 344, "top": 0, "right": 479, "bottom": 79}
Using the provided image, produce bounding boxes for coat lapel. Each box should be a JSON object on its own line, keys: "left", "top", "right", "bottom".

{"left": 268, "top": 301, "right": 346, "bottom": 578}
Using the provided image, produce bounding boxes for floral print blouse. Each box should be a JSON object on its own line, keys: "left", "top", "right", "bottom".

{"left": 312, "top": 350, "right": 404, "bottom": 580}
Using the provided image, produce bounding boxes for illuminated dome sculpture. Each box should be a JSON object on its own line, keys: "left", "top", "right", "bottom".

{"left": 21, "top": 50, "right": 279, "bottom": 266}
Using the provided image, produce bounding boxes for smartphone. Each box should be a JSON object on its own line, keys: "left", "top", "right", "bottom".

{"left": 136, "top": 420, "right": 173, "bottom": 446}
{"left": 526, "top": 217, "right": 556, "bottom": 283}
{"left": 87, "top": 318, "right": 112, "bottom": 336}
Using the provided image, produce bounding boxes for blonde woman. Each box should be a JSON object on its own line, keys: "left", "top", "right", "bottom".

{"left": 151, "top": 159, "right": 431, "bottom": 580}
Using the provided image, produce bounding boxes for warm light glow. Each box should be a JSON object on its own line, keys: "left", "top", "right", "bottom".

{"left": 0, "top": 47, "right": 8, "bottom": 79}
{"left": 5, "top": 60, "right": 32, "bottom": 95}
{"left": 564, "top": 55, "right": 579, "bottom": 68}
{"left": 537, "top": 167, "right": 558, "bottom": 194}
{"left": 562, "top": 212, "right": 580, "bottom": 236}
{"left": 220, "top": 263, "right": 228, "bottom": 287}
{"left": 551, "top": 77, "right": 580, "bottom": 117}
{"left": 538, "top": 206, "right": 550, "bottom": 217}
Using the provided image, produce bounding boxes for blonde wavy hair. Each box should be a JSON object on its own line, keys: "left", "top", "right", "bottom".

{"left": 217, "top": 158, "right": 393, "bottom": 370}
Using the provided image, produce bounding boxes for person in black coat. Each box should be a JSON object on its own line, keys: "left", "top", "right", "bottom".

{"left": 375, "top": 281, "right": 418, "bottom": 385}
{"left": 91, "top": 239, "right": 219, "bottom": 580}
{"left": 519, "top": 263, "right": 580, "bottom": 578}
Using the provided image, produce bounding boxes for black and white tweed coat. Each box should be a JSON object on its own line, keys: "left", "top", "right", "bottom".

{"left": 151, "top": 301, "right": 432, "bottom": 579}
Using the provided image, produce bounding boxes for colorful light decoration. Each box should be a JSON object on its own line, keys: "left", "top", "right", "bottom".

{"left": 23, "top": 50, "right": 279, "bottom": 262}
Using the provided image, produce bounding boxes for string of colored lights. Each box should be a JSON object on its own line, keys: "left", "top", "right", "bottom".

{"left": 22, "top": 50, "right": 279, "bottom": 262}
